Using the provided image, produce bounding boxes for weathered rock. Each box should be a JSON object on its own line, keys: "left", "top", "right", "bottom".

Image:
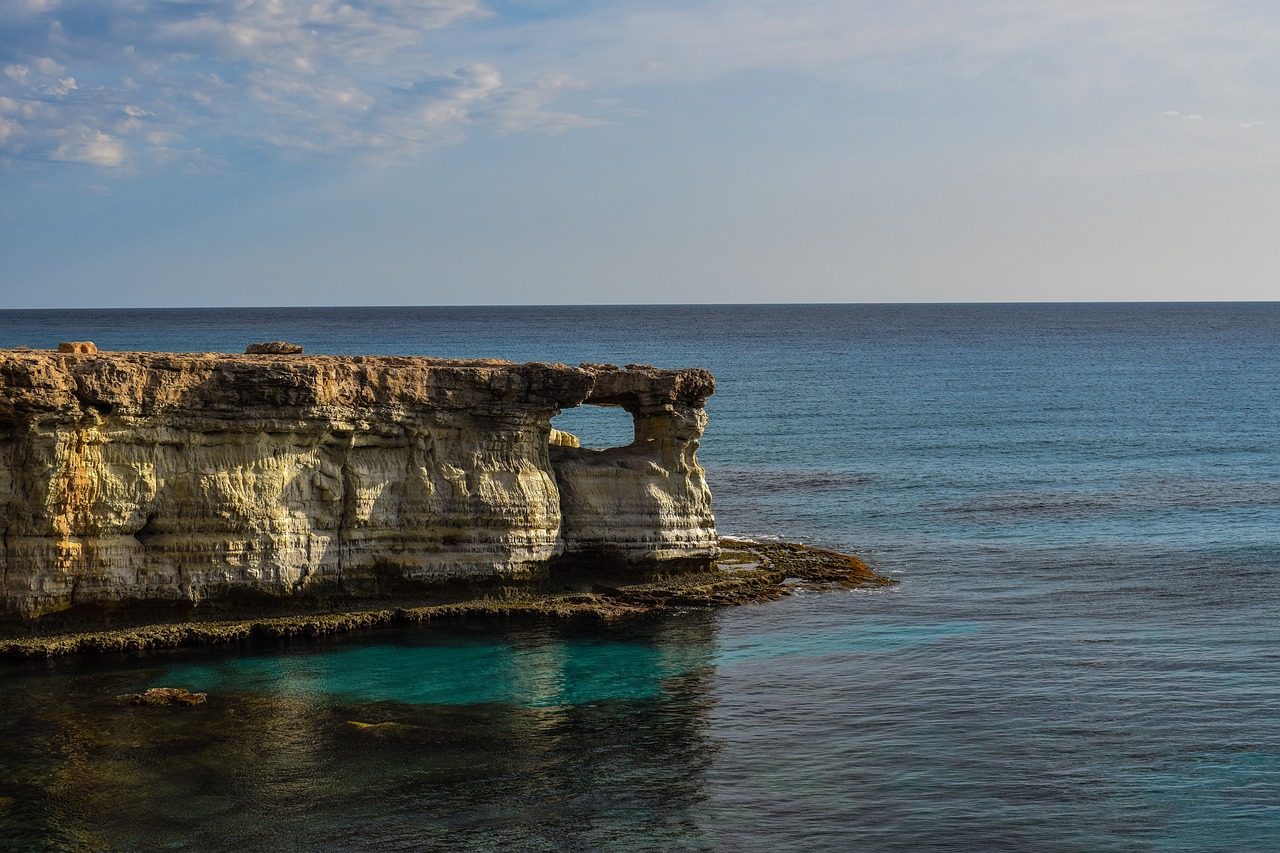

{"left": 57, "top": 342, "right": 97, "bottom": 354}
{"left": 127, "top": 687, "right": 207, "bottom": 706}
{"left": 245, "top": 341, "right": 304, "bottom": 354}
{"left": 548, "top": 428, "right": 580, "bottom": 448}
{"left": 344, "top": 720, "right": 421, "bottom": 735}
{"left": 0, "top": 540, "right": 891, "bottom": 658}
{"left": 0, "top": 349, "right": 717, "bottom": 622}
{"left": 551, "top": 364, "right": 717, "bottom": 563}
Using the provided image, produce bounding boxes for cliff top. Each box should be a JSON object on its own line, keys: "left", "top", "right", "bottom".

{"left": 0, "top": 348, "right": 714, "bottom": 421}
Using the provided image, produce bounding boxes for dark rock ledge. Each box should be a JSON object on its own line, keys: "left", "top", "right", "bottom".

{"left": 0, "top": 540, "right": 892, "bottom": 659}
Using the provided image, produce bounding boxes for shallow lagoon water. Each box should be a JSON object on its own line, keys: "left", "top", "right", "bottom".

{"left": 2, "top": 303, "right": 1279, "bottom": 851}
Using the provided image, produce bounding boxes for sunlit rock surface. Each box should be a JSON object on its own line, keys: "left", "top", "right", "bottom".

{"left": 550, "top": 365, "right": 718, "bottom": 563}
{"left": 0, "top": 350, "right": 717, "bottom": 620}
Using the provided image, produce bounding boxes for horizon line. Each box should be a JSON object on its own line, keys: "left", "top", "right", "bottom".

{"left": 2, "top": 300, "right": 1278, "bottom": 312}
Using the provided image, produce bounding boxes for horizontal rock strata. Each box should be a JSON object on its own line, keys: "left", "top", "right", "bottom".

{"left": 0, "top": 540, "right": 893, "bottom": 658}
{"left": 0, "top": 349, "right": 717, "bottom": 624}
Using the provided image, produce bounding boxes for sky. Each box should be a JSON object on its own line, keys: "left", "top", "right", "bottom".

{"left": 2, "top": 0, "right": 1279, "bottom": 307}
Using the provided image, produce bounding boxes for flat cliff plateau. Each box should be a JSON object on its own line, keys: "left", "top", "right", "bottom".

{"left": 0, "top": 348, "right": 718, "bottom": 627}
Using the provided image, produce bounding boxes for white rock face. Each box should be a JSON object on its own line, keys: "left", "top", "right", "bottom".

{"left": 0, "top": 351, "right": 717, "bottom": 620}
{"left": 551, "top": 405, "right": 717, "bottom": 563}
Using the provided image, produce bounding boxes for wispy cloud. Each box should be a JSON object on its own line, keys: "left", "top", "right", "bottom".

{"left": 0, "top": 0, "right": 601, "bottom": 169}
{"left": 4, "top": 0, "right": 1280, "bottom": 172}
{"left": 481, "top": 0, "right": 1280, "bottom": 98}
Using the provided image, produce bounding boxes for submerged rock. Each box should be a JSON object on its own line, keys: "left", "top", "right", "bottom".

{"left": 344, "top": 720, "right": 421, "bottom": 735}
{"left": 126, "top": 688, "right": 207, "bottom": 706}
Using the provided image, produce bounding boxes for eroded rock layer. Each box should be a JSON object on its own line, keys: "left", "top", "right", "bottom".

{"left": 551, "top": 364, "right": 717, "bottom": 563}
{"left": 0, "top": 350, "right": 717, "bottom": 621}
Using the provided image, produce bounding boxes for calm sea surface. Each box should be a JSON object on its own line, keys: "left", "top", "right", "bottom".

{"left": 1, "top": 304, "right": 1278, "bottom": 851}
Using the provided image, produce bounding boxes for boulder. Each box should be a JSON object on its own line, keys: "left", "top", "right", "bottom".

{"left": 245, "top": 341, "right": 304, "bottom": 354}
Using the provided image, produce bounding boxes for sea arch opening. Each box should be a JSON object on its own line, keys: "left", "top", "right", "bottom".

{"left": 551, "top": 404, "right": 635, "bottom": 451}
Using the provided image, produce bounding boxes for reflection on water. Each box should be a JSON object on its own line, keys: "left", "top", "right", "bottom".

{"left": 0, "top": 616, "right": 720, "bottom": 852}
{"left": 160, "top": 629, "right": 713, "bottom": 708}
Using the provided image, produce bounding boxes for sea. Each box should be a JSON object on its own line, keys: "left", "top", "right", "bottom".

{"left": 0, "top": 303, "right": 1278, "bottom": 852}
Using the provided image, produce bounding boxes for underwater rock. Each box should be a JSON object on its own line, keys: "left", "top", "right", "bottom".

{"left": 344, "top": 720, "right": 421, "bottom": 735}
{"left": 127, "top": 688, "right": 207, "bottom": 706}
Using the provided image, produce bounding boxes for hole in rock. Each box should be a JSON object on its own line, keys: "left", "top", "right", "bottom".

{"left": 135, "top": 513, "right": 161, "bottom": 546}
{"left": 551, "top": 404, "right": 634, "bottom": 450}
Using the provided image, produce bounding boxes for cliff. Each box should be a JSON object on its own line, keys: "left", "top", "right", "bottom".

{"left": 0, "top": 349, "right": 717, "bottom": 622}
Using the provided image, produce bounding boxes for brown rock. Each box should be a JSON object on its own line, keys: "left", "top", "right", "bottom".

{"left": 129, "top": 687, "right": 207, "bottom": 706}
{"left": 245, "top": 341, "right": 304, "bottom": 354}
{"left": 344, "top": 720, "right": 420, "bottom": 735}
{"left": 57, "top": 342, "right": 97, "bottom": 354}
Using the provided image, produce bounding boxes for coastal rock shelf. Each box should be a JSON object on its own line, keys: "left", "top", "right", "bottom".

{"left": 0, "top": 539, "right": 892, "bottom": 658}
{"left": 0, "top": 349, "right": 718, "bottom": 624}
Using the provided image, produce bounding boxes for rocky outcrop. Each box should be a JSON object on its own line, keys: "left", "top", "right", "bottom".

{"left": 124, "top": 687, "right": 208, "bottom": 706}
{"left": 550, "top": 364, "right": 717, "bottom": 563}
{"left": 245, "top": 342, "right": 304, "bottom": 355}
{"left": 0, "top": 349, "right": 716, "bottom": 622}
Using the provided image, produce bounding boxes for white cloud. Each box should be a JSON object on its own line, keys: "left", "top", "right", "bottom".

{"left": 33, "top": 56, "right": 63, "bottom": 76}
{"left": 45, "top": 76, "right": 75, "bottom": 96}
{"left": 485, "top": 73, "right": 609, "bottom": 134}
{"left": 0, "top": 0, "right": 601, "bottom": 168}
{"left": 52, "top": 127, "right": 126, "bottom": 166}
{"left": 0, "top": 117, "right": 21, "bottom": 143}
{"left": 0, "top": 0, "right": 60, "bottom": 20}
{"left": 6, "top": 0, "right": 1280, "bottom": 173}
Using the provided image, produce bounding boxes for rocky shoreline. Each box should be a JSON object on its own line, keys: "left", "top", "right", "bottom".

{"left": 0, "top": 539, "right": 892, "bottom": 659}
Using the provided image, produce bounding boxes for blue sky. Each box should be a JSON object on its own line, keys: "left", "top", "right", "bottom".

{"left": 2, "top": 0, "right": 1278, "bottom": 307}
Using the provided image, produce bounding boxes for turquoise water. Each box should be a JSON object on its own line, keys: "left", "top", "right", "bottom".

{"left": 160, "top": 633, "right": 705, "bottom": 708}
{"left": 154, "top": 619, "right": 981, "bottom": 707}
{"left": 1, "top": 303, "right": 1278, "bottom": 851}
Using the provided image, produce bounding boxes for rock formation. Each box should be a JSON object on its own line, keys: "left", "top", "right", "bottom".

{"left": 0, "top": 349, "right": 717, "bottom": 622}
{"left": 245, "top": 341, "right": 304, "bottom": 355}
{"left": 550, "top": 364, "right": 717, "bottom": 563}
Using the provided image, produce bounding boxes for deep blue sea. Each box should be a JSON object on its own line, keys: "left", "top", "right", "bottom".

{"left": 1, "top": 303, "right": 1278, "bottom": 852}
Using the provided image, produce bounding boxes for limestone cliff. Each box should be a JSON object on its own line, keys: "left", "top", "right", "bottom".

{"left": 550, "top": 364, "right": 717, "bottom": 563}
{"left": 0, "top": 349, "right": 717, "bottom": 621}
